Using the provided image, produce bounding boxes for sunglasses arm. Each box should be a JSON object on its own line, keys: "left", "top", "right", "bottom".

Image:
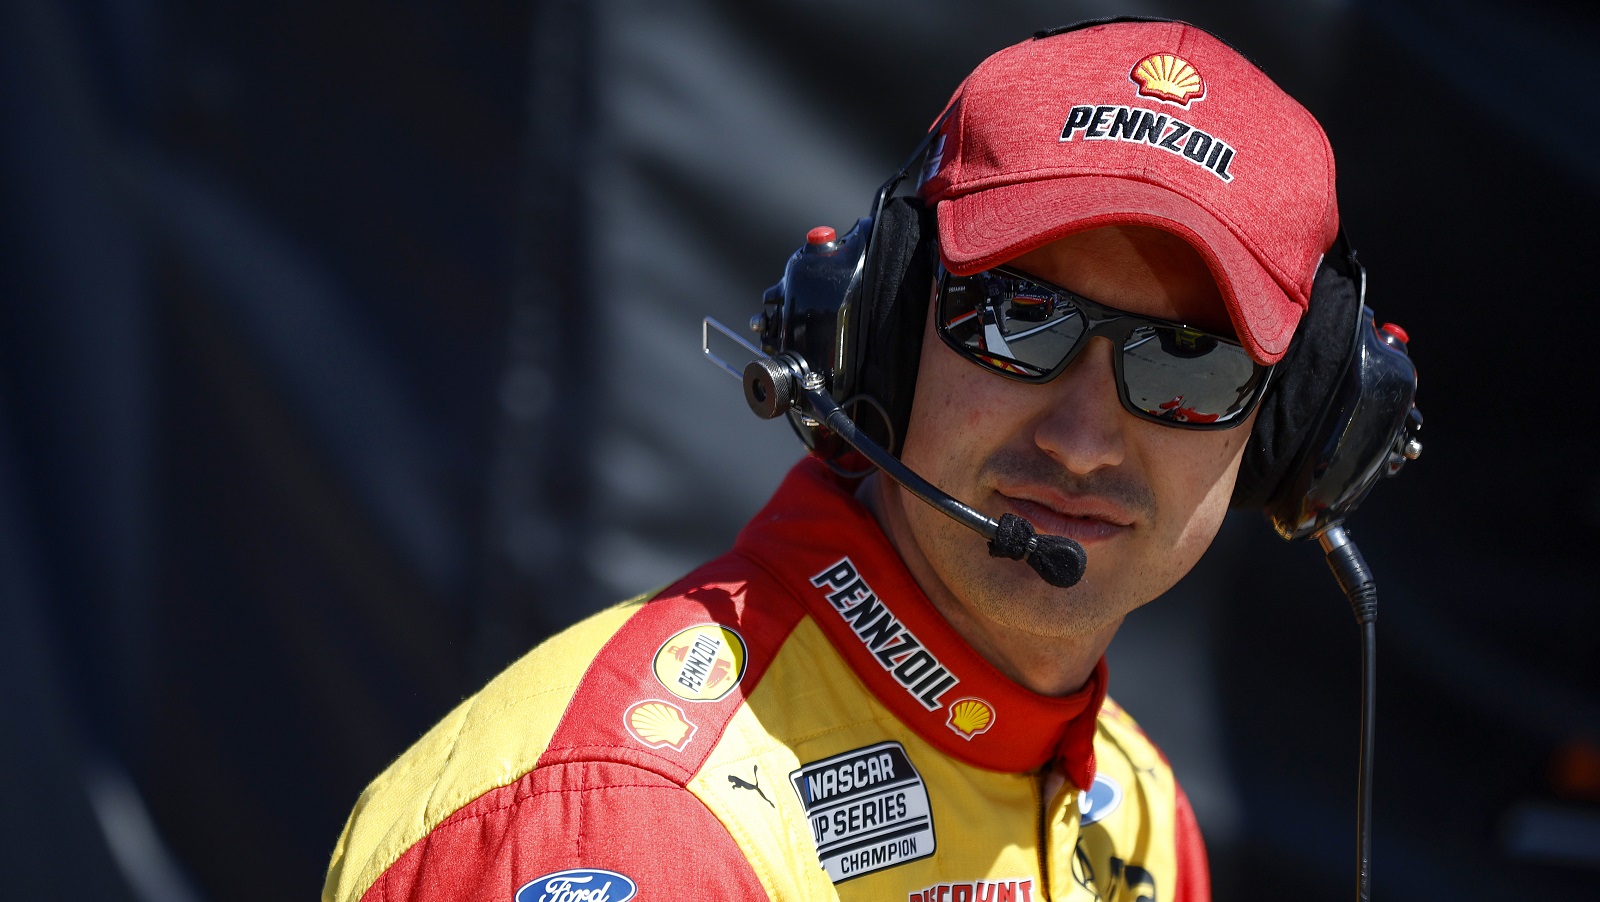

{"left": 742, "top": 350, "right": 1087, "bottom": 589}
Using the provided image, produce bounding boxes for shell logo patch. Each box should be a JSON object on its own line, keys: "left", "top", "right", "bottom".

{"left": 1130, "top": 53, "right": 1205, "bottom": 107}
{"left": 624, "top": 699, "right": 697, "bottom": 752}
{"left": 515, "top": 868, "right": 638, "bottom": 902}
{"left": 653, "top": 624, "right": 747, "bottom": 702}
{"left": 944, "top": 698, "right": 995, "bottom": 740}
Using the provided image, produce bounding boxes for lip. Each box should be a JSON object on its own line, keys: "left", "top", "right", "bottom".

{"left": 995, "top": 489, "right": 1136, "bottom": 544}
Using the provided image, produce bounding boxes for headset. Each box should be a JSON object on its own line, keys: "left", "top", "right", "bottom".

{"left": 734, "top": 137, "right": 1422, "bottom": 542}
{"left": 704, "top": 18, "right": 1422, "bottom": 901}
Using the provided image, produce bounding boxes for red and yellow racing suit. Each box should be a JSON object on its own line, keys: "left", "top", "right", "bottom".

{"left": 324, "top": 458, "right": 1209, "bottom": 901}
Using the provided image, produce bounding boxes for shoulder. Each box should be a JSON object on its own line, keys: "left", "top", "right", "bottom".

{"left": 324, "top": 598, "right": 645, "bottom": 902}
{"left": 1083, "top": 696, "right": 1211, "bottom": 902}
{"left": 325, "top": 554, "right": 816, "bottom": 902}
{"left": 1094, "top": 696, "right": 1168, "bottom": 773}
{"left": 1085, "top": 696, "right": 1179, "bottom": 840}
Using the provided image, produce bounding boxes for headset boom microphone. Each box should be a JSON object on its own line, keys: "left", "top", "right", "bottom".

{"left": 741, "top": 347, "right": 1088, "bottom": 589}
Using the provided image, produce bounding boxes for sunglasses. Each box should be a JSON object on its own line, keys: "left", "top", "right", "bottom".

{"left": 935, "top": 266, "right": 1272, "bottom": 429}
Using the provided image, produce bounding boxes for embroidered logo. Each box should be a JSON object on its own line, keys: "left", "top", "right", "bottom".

{"left": 790, "top": 741, "right": 936, "bottom": 883}
{"left": 945, "top": 698, "right": 996, "bottom": 740}
{"left": 623, "top": 700, "right": 696, "bottom": 752}
{"left": 653, "top": 624, "right": 747, "bottom": 702}
{"left": 1059, "top": 104, "right": 1236, "bottom": 182}
{"left": 515, "top": 868, "right": 638, "bottom": 902}
{"left": 728, "top": 764, "right": 775, "bottom": 808}
{"left": 810, "top": 558, "right": 960, "bottom": 711}
{"left": 1130, "top": 53, "right": 1205, "bottom": 107}
{"left": 1078, "top": 773, "right": 1124, "bottom": 826}
{"left": 909, "top": 878, "right": 1035, "bottom": 902}
{"left": 1072, "top": 849, "right": 1157, "bottom": 902}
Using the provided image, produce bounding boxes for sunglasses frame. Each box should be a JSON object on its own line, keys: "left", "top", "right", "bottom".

{"left": 935, "top": 264, "right": 1275, "bottom": 431}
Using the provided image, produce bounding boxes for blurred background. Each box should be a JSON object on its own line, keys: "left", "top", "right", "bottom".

{"left": 3, "top": 0, "right": 1597, "bottom": 899}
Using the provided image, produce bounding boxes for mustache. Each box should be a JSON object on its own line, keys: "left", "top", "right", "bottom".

{"left": 980, "top": 446, "right": 1156, "bottom": 519}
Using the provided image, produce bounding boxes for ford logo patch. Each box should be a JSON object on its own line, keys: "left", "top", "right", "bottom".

{"left": 1078, "top": 773, "right": 1124, "bottom": 826}
{"left": 515, "top": 868, "right": 638, "bottom": 902}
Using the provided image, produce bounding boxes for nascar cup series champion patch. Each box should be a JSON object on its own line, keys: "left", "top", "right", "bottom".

{"left": 789, "top": 741, "right": 936, "bottom": 883}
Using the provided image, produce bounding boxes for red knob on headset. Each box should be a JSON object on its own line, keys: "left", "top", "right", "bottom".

{"left": 806, "top": 226, "right": 837, "bottom": 245}
{"left": 1379, "top": 322, "right": 1409, "bottom": 347}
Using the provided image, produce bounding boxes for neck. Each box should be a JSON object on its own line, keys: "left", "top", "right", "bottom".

{"left": 858, "top": 473, "right": 1115, "bottom": 697}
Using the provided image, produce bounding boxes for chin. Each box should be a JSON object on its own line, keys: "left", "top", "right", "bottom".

{"left": 953, "top": 552, "right": 1132, "bottom": 640}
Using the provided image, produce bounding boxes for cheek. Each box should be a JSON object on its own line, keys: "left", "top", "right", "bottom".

{"left": 901, "top": 339, "right": 1022, "bottom": 471}
{"left": 1143, "top": 420, "right": 1251, "bottom": 545}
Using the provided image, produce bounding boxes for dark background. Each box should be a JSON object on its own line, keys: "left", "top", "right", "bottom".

{"left": 3, "top": 0, "right": 1596, "bottom": 899}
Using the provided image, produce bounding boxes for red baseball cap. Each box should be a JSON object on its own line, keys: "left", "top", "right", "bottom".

{"left": 921, "top": 20, "right": 1339, "bottom": 364}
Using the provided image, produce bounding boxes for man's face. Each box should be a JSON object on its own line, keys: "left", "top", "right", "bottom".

{"left": 884, "top": 224, "right": 1255, "bottom": 650}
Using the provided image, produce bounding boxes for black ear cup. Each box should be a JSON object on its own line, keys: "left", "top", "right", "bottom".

{"left": 754, "top": 111, "right": 947, "bottom": 465}
{"left": 855, "top": 196, "right": 937, "bottom": 455}
{"left": 1232, "top": 243, "right": 1422, "bottom": 539}
{"left": 754, "top": 196, "right": 933, "bottom": 463}
{"left": 1230, "top": 250, "right": 1363, "bottom": 509}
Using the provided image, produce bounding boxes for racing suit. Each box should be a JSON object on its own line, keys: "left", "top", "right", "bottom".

{"left": 324, "top": 457, "right": 1210, "bottom": 901}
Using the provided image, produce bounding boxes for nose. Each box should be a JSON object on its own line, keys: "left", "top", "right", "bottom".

{"left": 1032, "top": 337, "right": 1127, "bottom": 475}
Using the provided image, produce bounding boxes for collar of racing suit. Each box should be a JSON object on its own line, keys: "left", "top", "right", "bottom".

{"left": 734, "top": 456, "right": 1107, "bottom": 789}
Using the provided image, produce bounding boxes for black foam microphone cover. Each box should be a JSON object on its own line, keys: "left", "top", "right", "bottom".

{"left": 1028, "top": 534, "right": 1088, "bottom": 588}
{"left": 988, "top": 513, "right": 1034, "bottom": 560}
{"left": 987, "top": 513, "right": 1087, "bottom": 588}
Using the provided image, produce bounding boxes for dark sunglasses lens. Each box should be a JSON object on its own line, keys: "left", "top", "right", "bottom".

{"left": 1121, "top": 325, "right": 1263, "bottom": 424}
{"left": 939, "top": 271, "right": 1086, "bottom": 378}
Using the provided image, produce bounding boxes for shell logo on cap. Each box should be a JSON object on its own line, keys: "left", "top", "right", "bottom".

{"left": 945, "top": 697, "right": 995, "bottom": 740}
{"left": 653, "top": 624, "right": 747, "bottom": 702}
{"left": 1130, "top": 53, "right": 1205, "bottom": 107}
{"left": 624, "top": 700, "right": 697, "bottom": 752}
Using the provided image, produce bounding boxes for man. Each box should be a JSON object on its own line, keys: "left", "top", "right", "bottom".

{"left": 326, "top": 19, "right": 1341, "bottom": 902}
